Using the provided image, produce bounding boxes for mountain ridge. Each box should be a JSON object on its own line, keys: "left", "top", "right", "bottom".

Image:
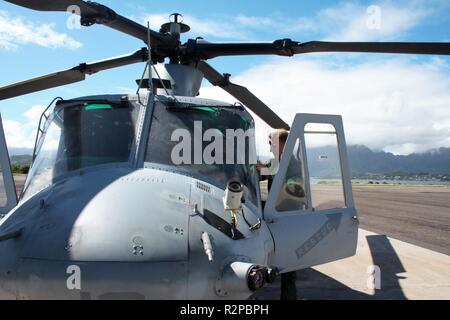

{"left": 7, "top": 145, "right": 450, "bottom": 176}
{"left": 347, "top": 145, "right": 450, "bottom": 175}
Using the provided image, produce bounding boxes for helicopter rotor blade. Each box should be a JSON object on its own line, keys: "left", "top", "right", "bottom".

{"left": 185, "top": 39, "right": 450, "bottom": 60}
{"left": 4, "top": 0, "right": 178, "bottom": 54}
{"left": 0, "top": 48, "right": 148, "bottom": 101}
{"left": 197, "top": 61, "right": 290, "bottom": 130}
{"left": 4, "top": 0, "right": 97, "bottom": 13}
{"left": 292, "top": 41, "right": 450, "bottom": 55}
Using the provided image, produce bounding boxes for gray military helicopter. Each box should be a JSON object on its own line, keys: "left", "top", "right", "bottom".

{"left": 0, "top": 0, "right": 449, "bottom": 300}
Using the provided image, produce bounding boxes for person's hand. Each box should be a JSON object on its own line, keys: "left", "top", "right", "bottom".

{"left": 256, "top": 160, "right": 266, "bottom": 172}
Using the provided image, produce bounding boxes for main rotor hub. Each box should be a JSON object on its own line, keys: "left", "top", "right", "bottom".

{"left": 160, "top": 13, "right": 190, "bottom": 40}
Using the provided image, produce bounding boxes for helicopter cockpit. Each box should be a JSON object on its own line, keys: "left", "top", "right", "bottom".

{"left": 22, "top": 95, "right": 260, "bottom": 208}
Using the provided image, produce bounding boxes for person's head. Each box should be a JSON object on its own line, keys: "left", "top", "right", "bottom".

{"left": 269, "top": 129, "right": 289, "bottom": 159}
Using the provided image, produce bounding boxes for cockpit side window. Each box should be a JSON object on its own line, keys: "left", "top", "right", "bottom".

{"left": 22, "top": 101, "right": 140, "bottom": 199}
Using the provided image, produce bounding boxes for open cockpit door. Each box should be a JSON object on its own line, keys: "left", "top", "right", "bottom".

{"left": 0, "top": 113, "right": 17, "bottom": 216}
{"left": 264, "top": 113, "right": 358, "bottom": 273}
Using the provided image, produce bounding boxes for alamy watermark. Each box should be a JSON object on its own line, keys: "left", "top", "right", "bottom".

{"left": 367, "top": 265, "right": 381, "bottom": 290}
{"left": 169, "top": 121, "right": 281, "bottom": 174}
{"left": 66, "top": 5, "right": 81, "bottom": 30}
{"left": 171, "top": 122, "right": 256, "bottom": 165}
{"left": 366, "top": 5, "right": 382, "bottom": 30}
{"left": 66, "top": 265, "right": 81, "bottom": 290}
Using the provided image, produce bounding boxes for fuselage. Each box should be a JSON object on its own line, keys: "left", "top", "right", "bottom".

{"left": 0, "top": 93, "right": 274, "bottom": 299}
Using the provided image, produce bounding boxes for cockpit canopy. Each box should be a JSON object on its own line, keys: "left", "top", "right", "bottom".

{"left": 22, "top": 96, "right": 259, "bottom": 205}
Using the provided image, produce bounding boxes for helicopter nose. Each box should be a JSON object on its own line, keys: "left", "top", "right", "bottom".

{"left": 0, "top": 168, "right": 193, "bottom": 299}
{"left": 19, "top": 168, "right": 190, "bottom": 262}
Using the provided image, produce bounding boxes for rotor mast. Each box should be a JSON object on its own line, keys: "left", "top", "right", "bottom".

{"left": 160, "top": 13, "right": 190, "bottom": 42}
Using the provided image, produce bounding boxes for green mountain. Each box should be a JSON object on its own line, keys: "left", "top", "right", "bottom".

{"left": 10, "top": 154, "right": 33, "bottom": 166}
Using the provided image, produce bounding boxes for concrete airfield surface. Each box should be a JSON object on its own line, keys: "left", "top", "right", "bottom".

{"left": 268, "top": 183, "right": 450, "bottom": 256}
{"left": 252, "top": 229, "right": 450, "bottom": 300}
{"left": 253, "top": 183, "right": 450, "bottom": 300}
{"left": 1, "top": 177, "right": 449, "bottom": 299}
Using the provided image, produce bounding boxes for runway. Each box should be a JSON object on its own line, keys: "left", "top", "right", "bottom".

{"left": 353, "top": 185, "right": 450, "bottom": 255}
{"left": 0, "top": 175, "right": 24, "bottom": 218}
{"left": 263, "top": 183, "right": 450, "bottom": 256}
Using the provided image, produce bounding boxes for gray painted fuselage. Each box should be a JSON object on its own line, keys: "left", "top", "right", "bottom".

{"left": 0, "top": 93, "right": 273, "bottom": 299}
{"left": 0, "top": 92, "right": 358, "bottom": 300}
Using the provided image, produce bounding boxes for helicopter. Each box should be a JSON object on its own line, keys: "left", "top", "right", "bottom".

{"left": 0, "top": 0, "right": 449, "bottom": 300}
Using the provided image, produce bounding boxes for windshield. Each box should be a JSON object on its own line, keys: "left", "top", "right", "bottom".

{"left": 145, "top": 101, "right": 259, "bottom": 206}
{"left": 22, "top": 100, "right": 140, "bottom": 198}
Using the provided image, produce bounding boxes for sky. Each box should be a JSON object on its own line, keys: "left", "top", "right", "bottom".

{"left": 0, "top": 0, "right": 449, "bottom": 156}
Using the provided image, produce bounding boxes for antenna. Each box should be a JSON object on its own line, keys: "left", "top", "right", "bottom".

{"left": 147, "top": 21, "right": 154, "bottom": 94}
{"left": 136, "top": 21, "right": 154, "bottom": 103}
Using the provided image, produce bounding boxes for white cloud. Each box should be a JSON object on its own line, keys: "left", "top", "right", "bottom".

{"left": 0, "top": 10, "right": 82, "bottom": 50}
{"left": 199, "top": 56, "right": 450, "bottom": 155}
{"left": 262, "top": 1, "right": 443, "bottom": 41}
{"left": 116, "top": 86, "right": 137, "bottom": 94}
{"left": 139, "top": 1, "right": 446, "bottom": 42}
{"left": 234, "top": 15, "right": 275, "bottom": 28}
{"left": 142, "top": 13, "right": 248, "bottom": 40}
{"left": 3, "top": 105, "right": 45, "bottom": 149}
{"left": 139, "top": 12, "right": 320, "bottom": 42}
{"left": 24, "top": 105, "right": 46, "bottom": 121}
{"left": 232, "top": 14, "right": 319, "bottom": 35}
{"left": 316, "top": 1, "right": 435, "bottom": 41}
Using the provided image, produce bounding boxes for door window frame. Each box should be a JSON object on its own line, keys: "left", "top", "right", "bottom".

{"left": 264, "top": 113, "right": 354, "bottom": 221}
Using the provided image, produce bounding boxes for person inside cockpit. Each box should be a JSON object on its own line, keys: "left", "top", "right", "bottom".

{"left": 256, "top": 129, "right": 302, "bottom": 300}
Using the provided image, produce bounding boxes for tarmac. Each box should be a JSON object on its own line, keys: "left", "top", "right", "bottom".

{"left": 354, "top": 185, "right": 450, "bottom": 255}
{"left": 252, "top": 228, "right": 450, "bottom": 300}
{"left": 256, "top": 183, "right": 450, "bottom": 299}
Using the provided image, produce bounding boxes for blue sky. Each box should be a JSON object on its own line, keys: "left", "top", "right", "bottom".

{"left": 0, "top": 0, "right": 449, "bottom": 154}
